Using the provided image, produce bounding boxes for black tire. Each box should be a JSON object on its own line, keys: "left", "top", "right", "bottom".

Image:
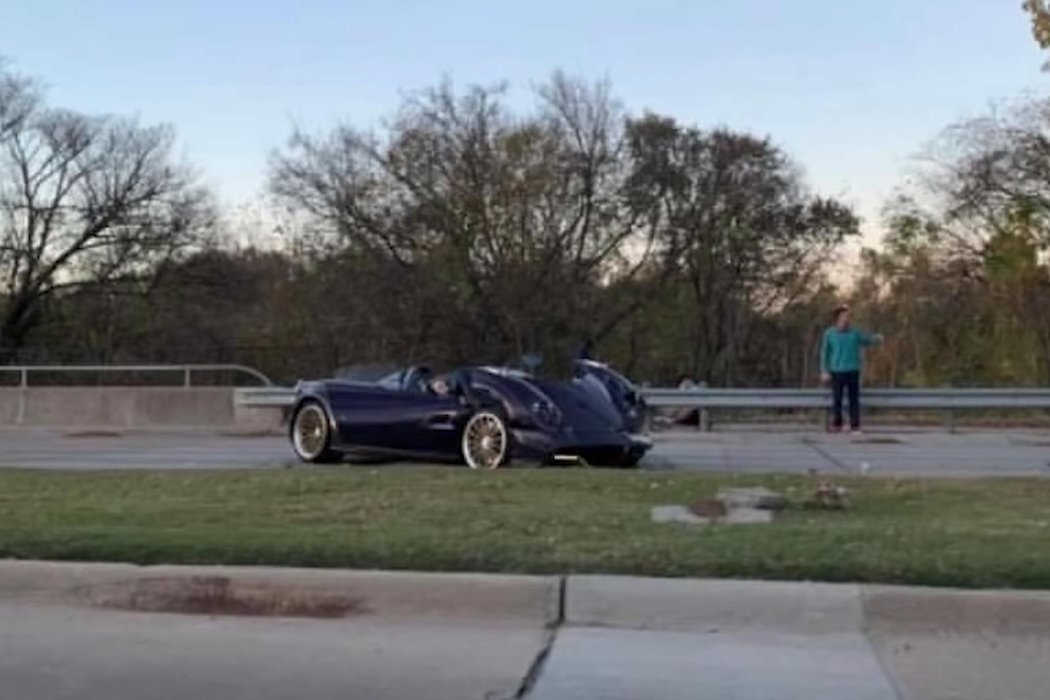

{"left": 290, "top": 400, "right": 342, "bottom": 464}
{"left": 461, "top": 410, "right": 511, "bottom": 469}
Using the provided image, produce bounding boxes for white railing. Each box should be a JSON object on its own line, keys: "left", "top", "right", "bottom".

{"left": 0, "top": 364, "right": 274, "bottom": 388}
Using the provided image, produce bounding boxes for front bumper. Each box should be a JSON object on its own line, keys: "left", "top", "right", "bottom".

{"left": 512, "top": 428, "right": 652, "bottom": 467}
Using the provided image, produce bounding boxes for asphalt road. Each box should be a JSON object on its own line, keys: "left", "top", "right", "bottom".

{"left": 2, "top": 427, "right": 1049, "bottom": 476}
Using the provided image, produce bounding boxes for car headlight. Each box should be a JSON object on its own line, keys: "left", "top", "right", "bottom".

{"left": 530, "top": 399, "right": 562, "bottom": 427}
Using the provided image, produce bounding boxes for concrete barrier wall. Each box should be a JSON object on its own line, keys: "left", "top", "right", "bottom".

{"left": 0, "top": 391, "right": 19, "bottom": 424}
{"left": 0, "top": 387, "right": 240, "bottom": 429}
{"left": 232, "top": 404, "right": 288, "bottom": 433}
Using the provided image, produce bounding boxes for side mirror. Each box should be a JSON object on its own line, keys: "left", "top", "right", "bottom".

{"left": 521, "top": 353, "right": 543, "bottom": 373}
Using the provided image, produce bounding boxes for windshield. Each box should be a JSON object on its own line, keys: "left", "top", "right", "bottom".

{"left": 335, "top": 364, "right": 401, "bottom": 383}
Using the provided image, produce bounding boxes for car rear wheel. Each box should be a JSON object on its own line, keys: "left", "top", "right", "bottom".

{"left": 461, "top": 411, "right": 509, "bottom": 470}
{"left": 291, "top": 401, "right": 341, "bottom": 463}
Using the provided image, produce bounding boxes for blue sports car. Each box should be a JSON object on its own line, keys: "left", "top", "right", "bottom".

{"left": 287, "top": 359, "right": 651, "bottom": 468}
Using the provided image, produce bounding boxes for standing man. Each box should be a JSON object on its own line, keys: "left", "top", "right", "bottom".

{"left": 820, "top": 305, "right": 883, "bottom": 433}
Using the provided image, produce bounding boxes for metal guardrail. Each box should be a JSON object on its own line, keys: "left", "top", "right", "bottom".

{"left": 0, "top": 364, "right": 274, "bottom": 388}
{"left": 8, "top": 362, "right": 1041, "bottom": 411}
{"left": 641, "top": 387, "right": 1050, "bottom": 410}
{"left": 234, "top": 386, "right": 1050, "bottom": 410}
{"left": 233, "top": 386, "right": 298, "bottom": 406}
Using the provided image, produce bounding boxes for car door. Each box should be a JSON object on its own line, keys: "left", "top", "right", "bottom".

{"left": 372, "top": 389, "right": 466, "bottom": 456}
{"left": 327, "top": 373, "right": 466, "bottom": 456}
{"left": 326, "top": 382, "right": 408, "bottom": 450}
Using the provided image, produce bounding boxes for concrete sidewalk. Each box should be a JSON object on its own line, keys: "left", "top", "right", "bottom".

{"left": 3, "top": 561, "right": 1050, "bottom": 699}
{"left": 0, "top": 561, "right": 559, "bottom": 700}
{"left": 529, "top": 576, "right": 1050, "bottom": 699}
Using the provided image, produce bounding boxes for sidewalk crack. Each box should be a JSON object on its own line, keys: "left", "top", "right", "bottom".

{"left": 511, "top": 576, "right": 565, "bottom": 698}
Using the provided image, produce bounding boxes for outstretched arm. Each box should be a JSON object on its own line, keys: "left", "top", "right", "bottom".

{"left": 860, "top": 330, "right": 884, "bottom": 346}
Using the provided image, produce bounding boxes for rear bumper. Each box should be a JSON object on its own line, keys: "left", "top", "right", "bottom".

{"left": 511, "top": 428, "right": 652, "bottom": 466}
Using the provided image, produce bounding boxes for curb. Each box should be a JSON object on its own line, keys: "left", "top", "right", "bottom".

{"left": 564, "top": 575, "right": 865, "bottom": 634}
{"left": 862, "top": 584, "right": 1050, "bottom": 635}
{"left": 4, "top": 562, "right": 1050, "bottom": 635}
{"left": 564, "top": 575, "right": 1050, "bottom": 636}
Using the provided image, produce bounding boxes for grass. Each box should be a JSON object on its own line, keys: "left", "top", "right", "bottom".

{"left": 1, "top": 466, "right": 1049, "bottom": 589}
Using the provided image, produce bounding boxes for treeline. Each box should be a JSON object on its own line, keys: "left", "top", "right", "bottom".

{"left": 2, "top": 66, "right": 1049, "bottom": 387}
{"left": 851, "top": 100, "right": 1050, "bottom": 387}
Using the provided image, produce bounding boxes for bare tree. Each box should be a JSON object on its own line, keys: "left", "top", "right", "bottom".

{"left": 0, "top": 66, "right": 37, "bottom": 141}
{"left": 851, "top": 95, "right": 1050, "bottom": 388}
{"left": 271, "top": 73, "right": 663, "bottom": 366}
{"left": 627, "top": 119, "right": 858, "bottom": 383}
{"left": 909, "top": 98, "right": 1050, "bottom": 258}
{"left": 0, "top": 69, "right": 212, "bottom": 357}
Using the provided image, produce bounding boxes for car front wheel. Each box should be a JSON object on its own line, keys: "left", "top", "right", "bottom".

{"left": 291, "top": 401, "right": 341, "bottom": 464}
{"left": 461, "top": 411, "right": 510, "bottom": 470}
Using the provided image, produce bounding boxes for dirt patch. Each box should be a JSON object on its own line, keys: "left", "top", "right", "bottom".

{"left": 75, "top": 576, "right": 368, "bottom": 619}
{"left": 689, "top": 499, "right": 728, "bottom": 519}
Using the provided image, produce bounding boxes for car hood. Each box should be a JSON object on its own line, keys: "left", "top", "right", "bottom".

{"left": 528, "top": 377, "right": 628, "bottom": 433}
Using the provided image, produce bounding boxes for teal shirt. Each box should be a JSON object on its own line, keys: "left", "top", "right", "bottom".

{"left": 821, "top": 327, "right": 882, "bottom": 374}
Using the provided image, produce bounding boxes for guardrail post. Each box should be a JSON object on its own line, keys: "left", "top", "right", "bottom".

{"left": 183, "top": 367, "right": 192, "bottom": 388}
{"left": 14, "top": 368, "right": 28, "bottom": 425}
{"left": 697, "top": 382, "right": 710, "bottom": 432}
{"left": 699, "top": 408, "right": 710, "bottom": 432}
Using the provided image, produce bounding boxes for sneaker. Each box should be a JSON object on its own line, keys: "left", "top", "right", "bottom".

{"left": 850, "top": 428, "right": 863, "bottom": 435}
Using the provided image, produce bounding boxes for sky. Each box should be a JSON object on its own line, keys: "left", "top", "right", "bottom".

{"left": 0, "top": 0, "right": 1046, "bottom": 251}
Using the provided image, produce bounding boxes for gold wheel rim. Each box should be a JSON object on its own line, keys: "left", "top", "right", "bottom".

{"left": 294, "top": 406, "right": 327, "bottom": 458}
{"left": 465, "top": 414, "right": 506, "bottom": 469}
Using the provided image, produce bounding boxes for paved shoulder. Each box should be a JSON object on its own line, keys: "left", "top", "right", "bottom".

{"left": 0, "top": 429, "right": 292, "bottom": 469}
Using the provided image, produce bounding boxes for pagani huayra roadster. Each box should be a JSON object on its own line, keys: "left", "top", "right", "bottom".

{"left": 288, "top": 358, "right": 651, "bottom": 468}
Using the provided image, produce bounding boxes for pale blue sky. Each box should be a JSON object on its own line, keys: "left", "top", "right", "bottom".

{"left": 0, "top": 1, "right": 1045, "bottom": 246}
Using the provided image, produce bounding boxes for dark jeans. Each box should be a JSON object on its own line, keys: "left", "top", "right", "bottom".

{"left": 830, "top": 371, "right": 860, "bottom": 430}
